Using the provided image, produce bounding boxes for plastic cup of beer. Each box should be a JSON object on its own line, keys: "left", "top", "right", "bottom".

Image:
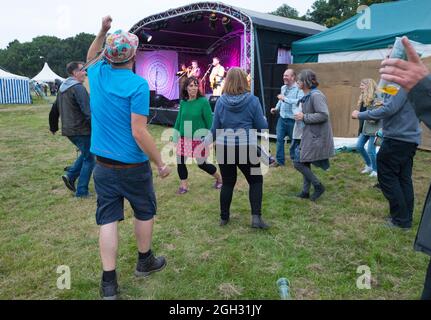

{"left": 378, "top": 37, "right": 425, "bottom": 95}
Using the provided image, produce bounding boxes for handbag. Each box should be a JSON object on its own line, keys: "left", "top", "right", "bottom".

{"left": 374, "top": 128, "right": 383, "bottom": 146}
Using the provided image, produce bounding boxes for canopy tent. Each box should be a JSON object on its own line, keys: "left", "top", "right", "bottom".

{"left": 129, "top": 1, "right": 325, "bottom": 133}
{"left": 32, "top": 62, "right": 65, "bottom": 83}
{"left": 0, "top": 68, "right": 31, "bottom": 104}
{"left": 292, "top": 0, "right": 431, "bottom": 63}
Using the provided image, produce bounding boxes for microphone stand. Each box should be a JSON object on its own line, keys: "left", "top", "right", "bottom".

{"left": 176, "top": 71, "right": 187, "bottom": 83}
{"left": 202, "top": 65, "right": 213, "bottom": 95}
{"left": 155, "top": 69, "right": 159, "bottom": 95}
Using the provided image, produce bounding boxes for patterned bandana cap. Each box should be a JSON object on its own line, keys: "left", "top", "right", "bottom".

{"left": 103, "top": 30, "right": 139, "bottom": 64}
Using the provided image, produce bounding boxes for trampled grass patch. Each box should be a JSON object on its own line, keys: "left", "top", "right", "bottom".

{"left": 0, "top": 102, "right": 430, "bottom": 300}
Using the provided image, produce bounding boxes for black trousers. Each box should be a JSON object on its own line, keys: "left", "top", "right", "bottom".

{"left": 422, "top": 258, "right": 431, "bottom": 300}
{"left": 377, "top": 138, "right": 417, "bottom": 228}
{"left": 293, "top": 162, "right": 321, "bottom": 193}
{"left": 217, "top": 145, "right": 263, "bottom": 220}
{"left": 176, "top": 156, "right": 217, "bottom": 180}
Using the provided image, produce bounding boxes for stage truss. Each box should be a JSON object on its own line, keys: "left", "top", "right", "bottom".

{"left": 129, "top": 2, "right": 255, "bottom": 91}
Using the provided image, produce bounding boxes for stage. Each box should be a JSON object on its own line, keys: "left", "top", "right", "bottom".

{"left": 148, "top": 107, "right": 178, "bottom": 127}
{"left": 129, "top": 2, "right": 324, "bottom": 133}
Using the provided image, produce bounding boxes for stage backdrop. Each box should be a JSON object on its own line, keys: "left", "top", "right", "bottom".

{"left": 136, "top": 50, "right": 179, "bottom": 100}
{"left": 212, "top": 37, "right": 241, "bottom": 71}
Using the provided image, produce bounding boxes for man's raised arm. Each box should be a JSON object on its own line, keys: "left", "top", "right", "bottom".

{"left": 87, "top": 16, "right": 112, "bottom": 63}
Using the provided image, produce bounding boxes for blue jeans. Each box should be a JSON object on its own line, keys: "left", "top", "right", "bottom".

{"left": 67, "top": 135, "right": 95, "bottom": 197}
{"left": 276, "top": 117, "right": 295, "bottom": 165}
{"left": 356, "top": 134, "right": 377, "bottom": 172}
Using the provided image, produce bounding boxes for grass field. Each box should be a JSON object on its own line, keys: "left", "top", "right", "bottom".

{"left": 0, "top": 101, "right": 430, "bottom": 300}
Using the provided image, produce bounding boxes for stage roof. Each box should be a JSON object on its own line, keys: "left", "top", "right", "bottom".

{"left": 132, "top": 2, "right": 325, "bottom": 52}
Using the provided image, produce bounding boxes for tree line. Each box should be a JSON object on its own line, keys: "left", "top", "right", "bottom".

{"left": 0, "top": 1, "right": 394, "bottom": 78}
{"left": 271, "top": 0, "right": 394, "bottom": 27}
{"left": 0, "top": 33, "right": 95, "bottom": 78}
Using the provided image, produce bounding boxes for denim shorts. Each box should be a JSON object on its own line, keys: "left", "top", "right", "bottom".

{"left": 93, "top": 161, "right": 157, "bottom": 226}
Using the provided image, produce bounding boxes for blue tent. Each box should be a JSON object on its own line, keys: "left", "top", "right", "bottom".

{"left": 0, "top": 68, "right": 31, "bottom": 105}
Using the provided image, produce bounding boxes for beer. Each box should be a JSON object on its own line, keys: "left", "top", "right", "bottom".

{"left": 378, "top": 37, "right": 425, "bottom": 95}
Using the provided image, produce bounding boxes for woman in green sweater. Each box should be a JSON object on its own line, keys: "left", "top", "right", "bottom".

{"left": 172, "top": 77, "right": 222, "bottom": 194}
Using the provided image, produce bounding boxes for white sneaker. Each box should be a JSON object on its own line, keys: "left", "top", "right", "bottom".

{"left": 361, "top": 166, "right": 373, "bottom": 174}
{"left": 369, "top": 171, "right": 378, "bottom": 178}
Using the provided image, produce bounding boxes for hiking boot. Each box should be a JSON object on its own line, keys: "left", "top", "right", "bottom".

{"left": 384, "top": 220, "right": 411, "bottom": 232}
{"left": 311, "top": 184, "right": 325, "bottom": 202}
{"left": 251, "top": 215, "right": 270, "bottom": 230}
{"left": 220, "top": 218, "right": 229, "bottom": 226}
{"left": 62, "top": 175, "right": 76, "bottom": 192}
{"left": 296, "top": 192, "right": 310, "bottom": 199}
{"left": 100, "top": 278, "right": 119, "bottom": 300}
{"left": 135, "top": 252, "right": 167, "bottom": 278}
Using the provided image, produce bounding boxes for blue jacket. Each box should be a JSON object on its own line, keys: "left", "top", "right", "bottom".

{"left": 210, "top": 93, "right": 268, "bottom": 146}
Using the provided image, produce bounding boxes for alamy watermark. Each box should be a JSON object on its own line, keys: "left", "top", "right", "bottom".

{"left": 356, "top": 265, "right": 372, "bottom": 290}
{"left": 356, "top": 5, "right": 371, "bottom": 30}
{"left": 57, "top": 265, "right": 71, "bottom": 290}
{"left": 160, "top": 122, "right": 270, "bottom": 176}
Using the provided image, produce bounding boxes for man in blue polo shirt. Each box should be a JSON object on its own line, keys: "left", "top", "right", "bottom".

{"left": 270, "top": 69, "right": 304, "bottom": 167}
{"left": 87, "top": 16, "right": 171, "bottom": 300}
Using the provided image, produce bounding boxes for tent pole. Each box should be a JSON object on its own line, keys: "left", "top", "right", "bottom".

{"left": 253, "top": 28, "right": 266, "bottom": 114}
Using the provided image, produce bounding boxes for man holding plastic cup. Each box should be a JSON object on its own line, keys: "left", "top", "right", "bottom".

{"left": 380, "top": 36, "right": 431, "bottom": 301}
{"left": 380, "top": 36, "right": 431, "bottom": 126}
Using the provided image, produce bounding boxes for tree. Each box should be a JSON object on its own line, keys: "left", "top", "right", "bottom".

{"left": 0, "top": 33, "right": 95, "bottom": 78}
{"left": 306, "top": 0, "right": 394, "bottom": 27}
{"left": 270, "top": 4, "right": 300, "bottom": 19}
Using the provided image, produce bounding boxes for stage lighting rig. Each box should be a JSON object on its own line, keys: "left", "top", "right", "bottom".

{"left": 150, "top": 20, "right": 168, "bottom": 31}
{"left": 209, "top": 12, "right": 217, "bottom": 30}
{"left": 222, "top": 16, "right": 232, "bottom": 33}
{"left": 140, "top": 31, "right": 152, "bottom": 43}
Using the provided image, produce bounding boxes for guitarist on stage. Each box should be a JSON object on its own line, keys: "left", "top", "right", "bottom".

{"left": 209, "top": 57, "right": 225, "bottom": 96}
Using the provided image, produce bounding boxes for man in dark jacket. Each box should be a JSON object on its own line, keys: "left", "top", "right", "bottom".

{"left": 379, "top": 36, "right": 431, "bottom": 300}
{"left": 49, "top": 61, "right": 94, "bottom": 198}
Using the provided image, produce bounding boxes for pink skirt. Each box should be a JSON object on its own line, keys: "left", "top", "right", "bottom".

{"left": 176, "top": 137, "right": 210, "bottom": 158}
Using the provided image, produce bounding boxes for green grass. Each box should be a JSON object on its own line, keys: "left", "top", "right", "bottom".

{"left": 0, "top": 102, "right": 430, "bottom": 300}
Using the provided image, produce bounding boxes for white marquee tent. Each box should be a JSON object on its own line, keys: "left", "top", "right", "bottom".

{"left": 32, "top": 62, "right": 65, "bottom": 83}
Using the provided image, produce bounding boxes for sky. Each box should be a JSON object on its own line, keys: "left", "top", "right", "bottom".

{"left": 0, "top": 0, "right": 316, "bottom": 49}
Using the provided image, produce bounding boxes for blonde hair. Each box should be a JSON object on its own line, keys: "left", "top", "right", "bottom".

{"left": 357, "top": 78, "right": 377, "bottom": 108}
{"left": 222, "top": 68, "right": 250, "bottom": 96}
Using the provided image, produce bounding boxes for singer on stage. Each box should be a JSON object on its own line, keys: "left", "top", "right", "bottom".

{"left": 209, "top": 57, "right": 225, "bottom": 96}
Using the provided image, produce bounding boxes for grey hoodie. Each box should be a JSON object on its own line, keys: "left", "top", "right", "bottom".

{"left": 60, "top": 77, "right": 81, "bottom": 93}
{"left": 210, "top": 93, "right": 268, "bottom": 146}
{"left": 358, "top": 88, "right": 421, "bottom": 145}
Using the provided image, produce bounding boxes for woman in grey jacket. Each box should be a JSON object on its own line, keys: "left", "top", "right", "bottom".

{"left": 293, "top": 69, "right": 335, "bottom": 201}
{"left": 210, "top": 68, "right": 269, "bottom": 229}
